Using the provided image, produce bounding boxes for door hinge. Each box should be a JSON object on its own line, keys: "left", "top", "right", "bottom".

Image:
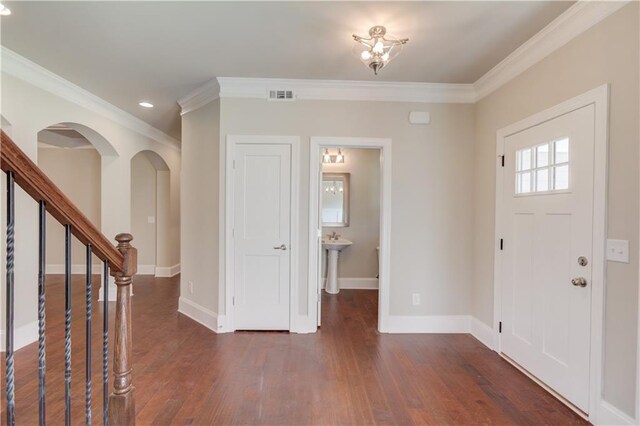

{"left": 233, "top": 159, "right": 236, "bottom": 169}
{"left": 500, "top": 155, "right": 505, "bottom": 167}
{"left": 500, "top": 238, "right": 504, "bottom": 250}
{"left": 499, "top": 321, "right": 502, "bottom": 333}
{"left": 232, "top": 296, "right": 235, "bottom": 306}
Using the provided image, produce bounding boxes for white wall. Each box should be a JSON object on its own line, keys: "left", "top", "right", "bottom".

{"left": 38, "top": 147, "right": 102, "bottom": 270}
{"left": 217, "top": 99, "right": 475, "bottom": 322}
{"left": 322, "top": 148, "right": 380, "bottom": 280}
{"left": 131, "top": 152, "right": 157, "bottom": 269}
{"left": 180, "top": 99, "right": 220, "bottom": 323}
{"left": 0, "top": 67, "right": 181, "bottom": 347}
{"left": 472, "top": 3, "right": 639, "bottom": 417}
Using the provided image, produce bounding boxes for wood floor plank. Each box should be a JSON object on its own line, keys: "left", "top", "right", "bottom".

{"left": 1, "top": 277, "right": 588, "bottom": 425}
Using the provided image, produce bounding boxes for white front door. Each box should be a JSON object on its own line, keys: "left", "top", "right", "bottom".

{"left": 233, "top": 143, "right": 291, "bottom": 330}
{"left": 501, "top": 105, "right": 595, "bottom": 413}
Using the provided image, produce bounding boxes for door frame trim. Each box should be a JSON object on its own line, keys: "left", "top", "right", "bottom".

{"left": 225, "top": 135, "right": 301, "bottom": 332}
{"left": 309, "top": 137, "right": 392, "bottom": 332}
{"left": 493, "top": 84, "right": 609, "bottom": 421}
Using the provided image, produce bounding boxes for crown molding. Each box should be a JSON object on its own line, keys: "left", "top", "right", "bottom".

{"left": 177, "top": 79, "right": 220, "bottom": 116}
{"left": 474, "top": 0, "right": 630, "bottom": 101}
{"left": 1, "top": 46, "right": 181, "bottom": 151}
{"left": 217, "top": 77, "right": 476, "bottom": 104}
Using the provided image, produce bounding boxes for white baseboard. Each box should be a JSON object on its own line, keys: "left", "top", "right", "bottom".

{"left": 322, "top": 277, "right": 379, "bottom": 290}
{"left": 0, "top": 320, "right": 38, "bottom": 352}
{"left": 178, "top": 297, "right": 224, "bottom": 332}
{"left": 137, "top": 264, "right": 156, "bottom": 275}
{"left": 596, "top": 400, "right": 636, "bottom": 425}
{"left": 382, "top": 315, "right": 471, "bottom": 333}
{"left": 155, "top": 264, "right": 180, "bottom": 278}
{"left": 46, "top": 264, "right": 101, "bottom": 274}
{"left": 470, "top": 317, "right": 495, "bottom": 350}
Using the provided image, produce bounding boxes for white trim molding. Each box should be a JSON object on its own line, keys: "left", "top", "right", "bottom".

{"left": 470, "top": 317, "right": 495, "bottom": 350}
{"left": 383, "top": 315, "right": 471, "bottom": 334}
{"left": 1, "top": 46, "right": 180, "bottom": 150}
{"left": 218, "top": 77, "right": 476, "bottom": 104}
{"left": 137, "top": 264, "right": 156, "bottom": 275}
{"left": 597, "top": 401, "right": 636, "bottom": 426}
{"left": 178, "top": 297, "right": 224, "bottom": 333}
{"left": 310, "top": 137, "right": 392, "bottom": 333}
{"left": 321, "top": 278, "right": 379, "bottom": 290}
{"left": 493, "top": 84, "right": 609, "bottom": 424}
{"left": 155, "top": 264, "right": 181, "bottom": 278}
{"left": 177, "top": 79, "right": 220, "bottom": 116}
{"left": 474, "top": 0, "right": 629, "bottom": 100}
{"left": 0, "top": 321, "right": 38, "bottom": 352}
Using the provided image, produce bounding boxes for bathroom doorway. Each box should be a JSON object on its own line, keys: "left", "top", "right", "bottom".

{"left": 309, "top": 137, "right": 392, "bottom": 332}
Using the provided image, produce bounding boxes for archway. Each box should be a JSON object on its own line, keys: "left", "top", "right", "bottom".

{"left": 37, "top": 123, "right": 105, "bottom": 273}
{"left": 130, "top": 150, "right": 171, "bottom": 276}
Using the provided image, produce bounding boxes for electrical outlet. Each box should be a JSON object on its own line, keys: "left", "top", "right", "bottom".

{"left": 412, "top": 293, "right": 420, "bottom": 306}
{"left": 188, "top": 281, "right": 194, "bottom": 294}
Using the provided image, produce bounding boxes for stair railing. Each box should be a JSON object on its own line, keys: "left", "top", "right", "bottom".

{"left": 1, "top": 130, "right": 137, "bottom": 425}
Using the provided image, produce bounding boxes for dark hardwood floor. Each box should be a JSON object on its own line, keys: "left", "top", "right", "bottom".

{"left": 2, "top": 275, "right": 587, "bottom": 425}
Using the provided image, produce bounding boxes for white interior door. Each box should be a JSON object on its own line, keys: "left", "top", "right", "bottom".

{"left": 233, "top": 143, "right": 291, "bottom": 330}
{"left": 501, "top": 105, "right": 595, "bottom": 413}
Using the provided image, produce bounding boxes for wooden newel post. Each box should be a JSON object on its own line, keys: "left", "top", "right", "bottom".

{"left": 108, "top": 233, "right": 137, "bottom": 425}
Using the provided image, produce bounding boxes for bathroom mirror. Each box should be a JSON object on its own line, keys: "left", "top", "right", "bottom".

{"left": 322, "top": 173, "right": 350, "bottom": 227}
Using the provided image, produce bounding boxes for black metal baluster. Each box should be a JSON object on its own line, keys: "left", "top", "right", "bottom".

{"left": 38, "top": 200, "right": 47, "bottom": 425}
{"left": 103, "top": 261, "right": 109, "bottom": 426}
{"left": 64, "top": 224, "right": 72, "bottom": 426}
{"left": 86, "top": 244, "right": 93, "bottom": 425}
{"left": 6, "top": 171, "right": 16, "bottom": 426}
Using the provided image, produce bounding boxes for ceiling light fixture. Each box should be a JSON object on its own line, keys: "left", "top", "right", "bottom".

{"left": 0, "top": 4, "right": 11, "bottom": 16}
{"left": 352, "top": 26, "right": 408, "bottom": 75}
{"left": 138, "top": 101, "right": 154, "bottom": 108}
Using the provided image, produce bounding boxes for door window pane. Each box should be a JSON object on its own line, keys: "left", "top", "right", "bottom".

{"left": 515, "top": 138, "right": 569, "bottom": 195}
{"left": 517, "top": 148, "right": 532, "bottom": 171}
{"left": 554, "top": 165, "right": 569, "bottom": 190}
{"left": 536, "top": 144, "right": 550, "bottom": 167}
{"left": 536, "top": 168, "right": 549, "bottom": 191}
{"left": 554, "top": 138, "right": 569, "bottom": 164}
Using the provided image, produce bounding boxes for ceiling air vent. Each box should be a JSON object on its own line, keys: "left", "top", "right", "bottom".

{"left": 268, "top": 89, "right": 295, "bottom": 101}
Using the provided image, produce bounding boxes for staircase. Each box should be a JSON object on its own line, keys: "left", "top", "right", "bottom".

{"left": 1, "top": 130, "right": 137, "bottom": 425}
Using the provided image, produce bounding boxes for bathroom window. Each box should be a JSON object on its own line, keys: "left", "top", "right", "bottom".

{"left": 515, "top": 138, "right": 569, "bottom": 195}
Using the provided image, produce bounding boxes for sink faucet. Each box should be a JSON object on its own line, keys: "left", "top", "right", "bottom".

{"left": 328, "top": 231, "right": 340, "bottom": 241}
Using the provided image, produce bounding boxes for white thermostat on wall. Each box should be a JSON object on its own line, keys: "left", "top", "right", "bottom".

{"left": 409, "top": 111, "right": 431, "bottom": 125}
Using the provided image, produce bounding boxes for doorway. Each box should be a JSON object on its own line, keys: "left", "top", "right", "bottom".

{"left": 225, "top": 135, "right": 300, "bottom": 331}
{"left": 494, "top": 85, "right": 609, "bottom": 419}
{"left": 309, "top": 137, "right": 392, "bottom": 332}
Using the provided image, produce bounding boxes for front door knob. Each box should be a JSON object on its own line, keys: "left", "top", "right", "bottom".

{"left": 571, "top": 277, "right": 587, "bottom": 287}
{"left": 273, "top": 244, "right": 287, "bottom": 251}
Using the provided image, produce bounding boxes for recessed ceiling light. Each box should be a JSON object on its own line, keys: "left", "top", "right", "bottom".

{"left": 0, "top": 4, "right": 12, "bottom": 16}
{"left": 138, "top": 101, "right": 154, "bottom": 108}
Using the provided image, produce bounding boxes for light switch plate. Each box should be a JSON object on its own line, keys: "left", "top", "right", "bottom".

{"left": 606, "top": 239, "right": 629, "bottom": 263}
{"left": 147, "top": 216, "right": 156, "bottom": 224}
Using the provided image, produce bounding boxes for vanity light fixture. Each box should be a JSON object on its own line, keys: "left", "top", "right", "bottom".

{"left": 322, "top": 148, "right": 346, "bottom": 164}
{"left": 0, "top": 4, "right": 11, "bottom": 16}
{"left": 352, "top": 26, "right": 408, "bottom": 75}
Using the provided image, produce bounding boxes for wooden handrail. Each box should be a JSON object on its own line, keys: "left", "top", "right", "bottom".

{"left": 1, "top": 129, "right": 137, "bottom": 424}
{"left": 0, "top": 130, "right": 124, "bottom": 273}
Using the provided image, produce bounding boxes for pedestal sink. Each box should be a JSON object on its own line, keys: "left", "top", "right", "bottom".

{"left": 322, "top": 238, "right": 352, "bottom": 294}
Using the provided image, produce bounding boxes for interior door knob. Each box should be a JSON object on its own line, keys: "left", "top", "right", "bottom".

{"left": 571, "top": 277, "right": 587, "bottom": 287}
{"left": 273, "top": 244, "right": 287, "bottom": 250}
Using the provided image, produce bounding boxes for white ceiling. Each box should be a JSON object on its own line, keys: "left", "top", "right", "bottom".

{"left": 1, "top": 1, "right": 573, "bottom": 140}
